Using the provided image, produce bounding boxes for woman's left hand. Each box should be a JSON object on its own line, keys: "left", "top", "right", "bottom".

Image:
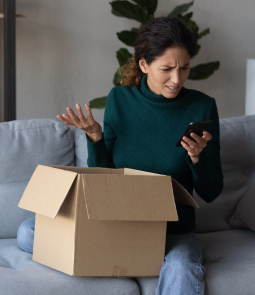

{"left": 181, "top": 131, "right": 212, "bottom": 164}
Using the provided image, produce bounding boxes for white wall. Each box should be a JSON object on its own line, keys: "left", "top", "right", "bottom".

{"left": 10, "top": 0, "right": 255, "bottom": 122}
{"left": 182, "top": 0, "right": 255, "bottom": 119}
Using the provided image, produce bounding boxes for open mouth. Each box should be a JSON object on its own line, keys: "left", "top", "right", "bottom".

{"left": 166, "top": 86, "right": 179, "bottom": 92}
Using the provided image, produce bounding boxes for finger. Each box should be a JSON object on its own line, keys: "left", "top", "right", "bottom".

{"left": 183, "top": 135, "right": 197, "bottom": 147}
{"left": 66, "top": 107, "right": 82, "bottom": 128}
{"left": 62, "top": 114, "right": 71, "bottom": 119}
{"left": 76, "top": 104, "right": 89, "bottom": 126}
{"left": 56, "top": 114, "right": 75, "bottom": 127}
{"left": 181, "top": 140, "right": 203, "bottom": 158}
{"left": 56, "top": 114, "right": 71, "bottom": 122}
{"left": 84, "top": 104, "right": 94, "bottom": 120}
{"left": 190, "top": 133, "right": 207, "bottom": 149}
{"left": 181, "top": 140, "right": 196, "bottom": 152}
{"left": 77, "top": 104, "right": 94, "bottom": 129}
{"left": 190, "top": 133, "right": 204, "bottom": 144}
{"left": 202, "top": 131, "right": 212, "bottom": 141}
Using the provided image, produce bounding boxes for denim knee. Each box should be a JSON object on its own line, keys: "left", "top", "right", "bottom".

{"left": 165, "top": 233, "right": 204, "bottom": 262}
{"left": 156, "top": 234, "right": 205, "bottom": 295}
{"left": 17, "top": 216, "right": 35, "bottom": 254}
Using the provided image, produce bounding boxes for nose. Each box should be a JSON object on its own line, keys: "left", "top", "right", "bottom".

{"left": 170, "top": 69, "right": 181, "bottom": 85}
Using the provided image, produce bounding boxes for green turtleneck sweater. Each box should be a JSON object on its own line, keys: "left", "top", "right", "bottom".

{"left": 85, "top": 74, "right": 224, "bottom": 234}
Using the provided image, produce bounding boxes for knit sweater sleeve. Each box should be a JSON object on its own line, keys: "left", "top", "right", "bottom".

{"left": 86, "top": 88, "right": 116, "bottom": 168}
{"left": 186, "top": 97, "right": 224, "bottom": 203}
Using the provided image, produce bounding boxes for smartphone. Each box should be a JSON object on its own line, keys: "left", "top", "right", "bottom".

{"left": 175, "top": 120, "right": 212, "bottom": 147}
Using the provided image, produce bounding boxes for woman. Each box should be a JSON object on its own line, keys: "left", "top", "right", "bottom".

{"left": 17, "top": 16, "right": 224, "bottom": 295}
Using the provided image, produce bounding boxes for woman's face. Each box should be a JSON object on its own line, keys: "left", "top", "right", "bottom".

{"left": 139, "top": 47, "right": 191, "bottom": 99}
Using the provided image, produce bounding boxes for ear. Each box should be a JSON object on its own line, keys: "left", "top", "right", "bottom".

{"left": 139, "top": 58, "right": 148, "bottom": 74}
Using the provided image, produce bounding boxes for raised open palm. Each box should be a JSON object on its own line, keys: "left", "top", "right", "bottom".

{"left": 56, "top": 104, "right": 102, "bottom": 139}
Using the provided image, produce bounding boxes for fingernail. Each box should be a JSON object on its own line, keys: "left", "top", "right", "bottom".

{"left": 85, "top": 104, "right": 88, "bottom": 108}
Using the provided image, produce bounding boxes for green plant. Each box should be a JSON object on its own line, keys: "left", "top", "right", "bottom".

{"left": 89, "top": 0, "right": 220, "bottom": 109}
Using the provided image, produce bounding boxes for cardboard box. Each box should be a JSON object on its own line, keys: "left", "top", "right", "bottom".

{"left": 18, "top": 164, "right": 199, "bottom": 277}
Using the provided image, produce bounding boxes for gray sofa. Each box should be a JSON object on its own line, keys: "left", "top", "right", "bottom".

{"left": 1, "top": 114, "right": 255, "bottom": 295}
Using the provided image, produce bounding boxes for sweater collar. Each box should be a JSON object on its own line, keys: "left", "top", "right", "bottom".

{"left": 140, "top": 74, "right": 189, "bottom": 103}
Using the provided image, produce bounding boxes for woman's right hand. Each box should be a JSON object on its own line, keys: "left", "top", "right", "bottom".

{"left": 56, "top": 104, "right": 102, "bottom": 142}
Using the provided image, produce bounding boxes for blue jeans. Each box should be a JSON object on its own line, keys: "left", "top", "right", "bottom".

{"left": 156, "top": 231, "right": 206, "bottom": 295}
{"left": 17, "top": 216, "right": 35, "bottom": 254}
{"left": 17, "top": 217, "right": 205, "bottom": 294}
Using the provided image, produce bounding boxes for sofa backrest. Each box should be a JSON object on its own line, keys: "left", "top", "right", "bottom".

{"left": 2, "top": 114, "right": 254, "bottom": 238}
{"left": 0, "top": 119, "right": 75, "bottom": 238}
{"left": 194, "top": 114, "right": 255, "bottom": 232}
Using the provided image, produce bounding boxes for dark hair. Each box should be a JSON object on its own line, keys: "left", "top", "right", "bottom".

{"left": 118, "top": 16, "right": 197, "bottom": 87}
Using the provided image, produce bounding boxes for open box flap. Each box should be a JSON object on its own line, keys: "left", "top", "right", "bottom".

{"left": 81, "top": 174, "right": 178, "bottom": 221}
{"left": 123, "top": 167, "right": 163, "bottom": 176}
{"left": 171, "top": 178, "right": 199, "bottom": 208}
{"left": 18, "top": 164, "right": 78, "bottom": 218}
{"left": 124, "top": 168, "right": 199, "bottom": 208}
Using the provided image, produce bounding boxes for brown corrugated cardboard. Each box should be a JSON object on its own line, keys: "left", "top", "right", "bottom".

{"left": 18, "top": 164, "right": 199, "bottom": 277}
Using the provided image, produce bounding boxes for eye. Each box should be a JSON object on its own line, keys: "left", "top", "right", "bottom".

{"left": 162, "top": 67, "right": 189, "bottom": 72}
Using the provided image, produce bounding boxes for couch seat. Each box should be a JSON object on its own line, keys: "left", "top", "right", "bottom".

{"left": 0, "top": 239, "right": 140, "bottom": 295}
{"left": 135, "top": 228, "right": 255, "bottom": 295}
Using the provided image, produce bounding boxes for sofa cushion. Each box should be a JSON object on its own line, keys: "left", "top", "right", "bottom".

{"left": 0, "top": 239, "right": 140, "bottom": 295}
{"left": 227, "top": 184, "right": 255, "bottom": 232}
{"left": 197, "top": 228, "right": 255, "bottom": 295}
{"left": 194, "top": 114, "right": 255, "bottom": 232}
{"left": 135, "top": 229, "right": 255, "bottom": 295}
{"left": 0, "top": 119, "right": 75, "bottom": 238}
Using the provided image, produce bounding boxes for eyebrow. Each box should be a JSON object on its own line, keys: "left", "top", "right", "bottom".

{"left": 161, "top": 63, "right": 190, "bottom": 68}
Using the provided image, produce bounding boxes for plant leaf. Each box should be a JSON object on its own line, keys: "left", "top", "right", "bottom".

{"left": 168, "top": 1, "right": 194, "bottom": 17}
{"left": 131, "top": 0, "right": 158, "bottom": 15}
{"left": 117, "top": 30, "right": 138, "bottom": 46}
{"left": 89, "top": 96, "right": 107, "bottom": 109}
{"left": 113, "top": 69, "right": 122, "bottom": 86}
{"left": 110, "top": 1, "right": 151, "bottom": 24}
{"left": 116, "top": 48, "right": 133, "bottom": 67}
{"left": 175, "top": 14, "right": 198, "bottom": 36}
{"left": 182, "top": 11, "right": 193, "bottom": 22}
{"left": 146, "top": 0, "right": 158, "bottom": 15}
{"left": 131, "top": 0, "right": 147, "bottom": 8}
{"left": 185, "top": 18, "right": 199, "bottom": 34}
{"left": 111, "top": 8, "right": 125, "bottom": 17}
{"left": 188, "top": 61, "right": 220, "bottom": 80}
{"left": 197, "top": 28, "right": 210, "bottom": 39}
{"left": 131, "top": 27, "right": 139, "bottom": 33}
